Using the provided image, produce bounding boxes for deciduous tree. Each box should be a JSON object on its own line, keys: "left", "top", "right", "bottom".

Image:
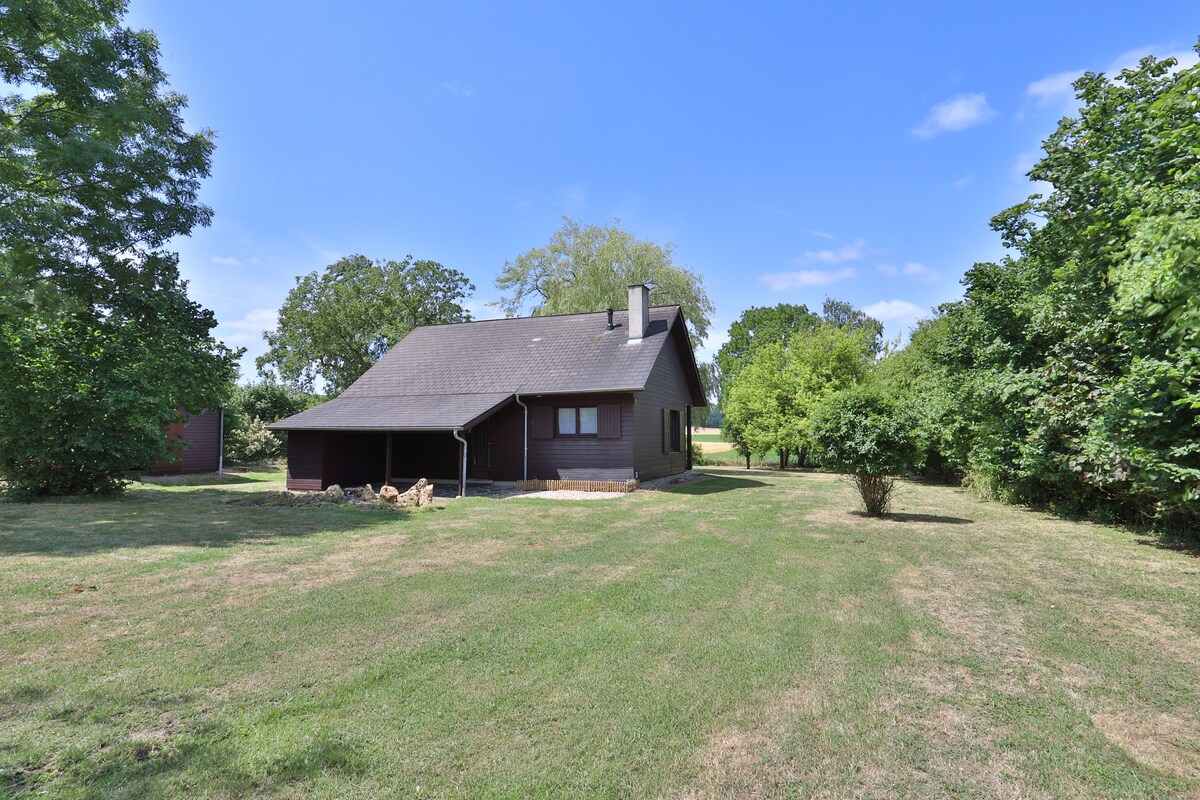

{"left": 495, "top": 217, "right": 714, "bottom": 347}
{"left": 0, "top": 1, "right": 238, "bottom": 496}
{"left": 258, "top": 255, "right": 474, "bottom": 393}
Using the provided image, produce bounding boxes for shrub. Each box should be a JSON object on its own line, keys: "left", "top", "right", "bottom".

{"left": 811, "top": 386, "right": 920, "bottom": 516}
{"left": 224, "top": 417, "right": 281, "bottom": 464}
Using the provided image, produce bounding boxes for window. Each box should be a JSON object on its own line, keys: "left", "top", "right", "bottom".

{"left": 557, "top": 406, "right": 598, "bottom": 437}
{"left": 662, "top": 408, "right": 682, "bottom": 453}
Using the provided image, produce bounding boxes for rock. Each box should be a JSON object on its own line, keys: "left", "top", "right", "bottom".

{"left": 395, "top": 478, "right": 428, "bottom": 508}
{"left": 361, "top": 484, "right": 376, "bottom": 502}
{"left": 418, "top": 482, "right": 434, "bottom": 508}
{"left": 378, "top": 485, "right": 400, "bottom": 504}
{"left": 324, "top": 484, "right": 343, "bottom": 502}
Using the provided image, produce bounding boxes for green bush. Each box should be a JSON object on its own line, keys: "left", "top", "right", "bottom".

{"left": 811, "top": 386, "right": 919, "bottom": 516}
{"left": 224, "top": 417, "right": 281, "bottom": 464}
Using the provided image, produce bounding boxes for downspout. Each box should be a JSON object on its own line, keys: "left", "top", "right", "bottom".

{"left": 452, "top": 427, "right": 468, "bottom": 498}
{"left": 514, "top": 393, "right": 528, "bottom": 481}
{"left": 218, "top": 407, "right": 224, "bottom": 476}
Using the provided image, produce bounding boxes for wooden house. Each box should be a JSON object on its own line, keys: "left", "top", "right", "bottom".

{"left": 268, "top": 285, "right": 707, "bottom": 493}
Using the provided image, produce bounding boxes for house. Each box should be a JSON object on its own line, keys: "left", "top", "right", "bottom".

{"left": 268, "top": 285, "right": 707, "bottom": 494}
{"left": 148, "top": 409, "right": 223, "bottom": 474}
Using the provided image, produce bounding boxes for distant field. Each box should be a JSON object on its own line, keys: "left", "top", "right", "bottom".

{"left": 2, "top": 467, "right": 1198, "bottom": 798}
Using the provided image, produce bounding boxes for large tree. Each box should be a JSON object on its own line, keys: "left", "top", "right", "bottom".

{"left": 258, "top": 255, "right": 474, "bottom": 393}
{"left": 495, "top": 217, "right": 714, "bottom": 347}
{"left": 0, "top": 1, "right": 238, "bottom": 496}
{"left": 722, "top": 323, "right": 873, "bottom": 468}
{"left": 875, "top": 46, "right": 1200, "bottom": 528}
{"left": 713, "top": 303, "right": 820, "bottom": 405}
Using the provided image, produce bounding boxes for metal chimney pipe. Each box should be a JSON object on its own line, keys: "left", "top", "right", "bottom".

{"left": 606, "top": 308, "right": 615, "bottom": 331}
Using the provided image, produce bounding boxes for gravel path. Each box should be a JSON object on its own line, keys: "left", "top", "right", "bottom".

{"left": 504, "top": 490, "right": 626, "bottom": 500}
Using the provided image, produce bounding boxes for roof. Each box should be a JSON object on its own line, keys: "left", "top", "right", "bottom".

{"left": 269, "top": 306, "right": 706, "bottom": 431}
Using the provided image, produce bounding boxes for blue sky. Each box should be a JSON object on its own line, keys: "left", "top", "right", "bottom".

{"left": 125, "top": 1, "right": 1200, "bottom": 375}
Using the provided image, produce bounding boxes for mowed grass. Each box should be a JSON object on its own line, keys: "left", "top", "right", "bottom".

{"left": 2, "top": 468, "right": 1200, "bottom": 798}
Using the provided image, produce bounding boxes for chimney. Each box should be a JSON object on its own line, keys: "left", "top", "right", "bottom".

{"left": 628, "top": 284, "right": 650, "bottom": 341}
{"left": 605, "top": 308, "right": 615, "bottom": 331}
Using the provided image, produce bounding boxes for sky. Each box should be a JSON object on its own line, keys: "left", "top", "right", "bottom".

{"left": 124, "top": 1, "right": 1200, "bottom": 376}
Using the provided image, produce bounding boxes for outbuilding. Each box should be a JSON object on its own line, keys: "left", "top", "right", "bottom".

{"left": 268, "top": 285, "right": 707, "bottom": 493}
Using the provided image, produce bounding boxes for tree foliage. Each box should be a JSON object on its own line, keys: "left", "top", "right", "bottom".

{"left": 0, "top": 1, "right": 237, "bottom": 496}
{"left": 875, "top": 46, "right": 1200, "bottom": 528}
{"left": 722, "top": 323, "right": 873, "bottom": 468}
{"left": 495, "top": 217, "right": 714, "bottom": 347}
{"left": 221, "top": 380, "right": 320, "bottom": 464}
{"left": 258, "top": 255, "right": 474, "bottom": 394}
{"left": 810, "top": 385, "right": 920, "bottom": 516}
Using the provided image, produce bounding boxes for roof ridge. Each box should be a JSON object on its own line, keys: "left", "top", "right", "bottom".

{"left": 412, "top": 304, "right": 681, "bottom": 331}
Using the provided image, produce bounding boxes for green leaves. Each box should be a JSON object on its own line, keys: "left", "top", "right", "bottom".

{"left": 0, "top": 2, "right": 235, "bottom": 496}
{"left": 495, "top": 217, "right": 714, "bottom": 348}
{"left": 257, "top": 255, "right": 474, "bottom": 393}
{"left": 878, "top": 41, "right": 1200, "bottom": 525}
{"left": 721, "top": 323, "right": 874, "bottom": 463}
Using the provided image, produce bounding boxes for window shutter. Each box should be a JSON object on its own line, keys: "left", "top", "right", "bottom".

{"left": 530, "top": 405, "right": 553, "bottom": 439}
{"left": 662, "top": 408, "right": 671, "bottom": 453}
{"left": 598, "top": 404, "right": 621, "bottom": 439}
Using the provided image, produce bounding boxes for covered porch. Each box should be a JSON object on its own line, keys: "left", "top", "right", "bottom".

{"left": 283, "top": 426, "right": 497, "bottom": 494}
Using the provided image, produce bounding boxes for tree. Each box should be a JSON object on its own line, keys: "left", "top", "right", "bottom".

{"left": 721, "top": 323, "right": 873, "bottom": 469}
{"left": 714, "top": 304, "right": 819, "bottom": 403}
{"left": 821, "top": 298, "right": 884, "bottom": 356}
{"left": 222, "top": 379, "right": 320, "bottom": 463}
{"left": 258, "top": 255, "right": 474, "bottom": 393}
{"left": 0, "top": 1, "right": 238, "bottom": 496}
{"left": 811, "top": 385, "right": 920, "bottom": 516}
{"left": 495, "top": 217, "right": 714, "bottom": 347}
{"left": 877, "top": 45, "right": 1200, "bottom": 528}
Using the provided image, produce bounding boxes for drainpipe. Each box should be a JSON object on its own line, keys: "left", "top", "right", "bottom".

{"left": 452, "top": 428, "right": 468, "bottom": 498}
{"left": 514, "top": 393, "right": 528, "bottom": 481}
{"left": 218, "top": 407, "right": 224, "bottom": 476}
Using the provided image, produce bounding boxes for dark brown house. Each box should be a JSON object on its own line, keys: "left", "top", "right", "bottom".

{"left": 268, "top": 285, "right": 707, "bottom": 493}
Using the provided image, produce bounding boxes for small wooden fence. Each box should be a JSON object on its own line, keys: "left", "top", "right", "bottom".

{"left": 516, "top": 479, "right": 639, "bottom": 494}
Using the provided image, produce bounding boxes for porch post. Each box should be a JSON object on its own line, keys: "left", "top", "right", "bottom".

{"left": 385, "top": 431, "right": 393, "bottom": 486}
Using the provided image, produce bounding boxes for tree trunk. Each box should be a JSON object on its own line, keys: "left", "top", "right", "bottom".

{"left": 744, "top": 452, "right": 751, "bottom": 470}
{"left": 779, "top": 448, "right": 789, "bottom": 469}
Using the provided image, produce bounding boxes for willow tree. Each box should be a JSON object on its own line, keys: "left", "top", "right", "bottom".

{"left": 495, "top": 217, "right": 714, "bottom": 347}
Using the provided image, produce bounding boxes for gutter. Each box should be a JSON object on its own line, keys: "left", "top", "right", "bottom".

{"left": 451, "top": 428, "right": 468, "bottom": 498}
{"left": 514, "top": 393, "right": 528, "bottom": 481}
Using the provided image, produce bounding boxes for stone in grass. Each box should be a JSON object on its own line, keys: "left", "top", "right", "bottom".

{"left": 361, "top": 484, "right": 377, "bottom": 502}
{"left": 378, "top": 485, "right": 400, "bottom": 504}
{"left": 324, "top": 484, "right": 343, "bottom": 502}
{"left": 418, "top": 481, "right": 434, "bottom": 508}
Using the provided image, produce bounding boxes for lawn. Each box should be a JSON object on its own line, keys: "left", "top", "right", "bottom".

{"left": 2, "top": 468, "right": 1199, "bottom": 798}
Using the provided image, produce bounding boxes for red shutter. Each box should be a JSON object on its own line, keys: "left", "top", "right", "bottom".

{"left": 530, "top": 405, "right": 553, "bottom": 439}
{"left": 598, "top": 404, "right": 622, "bottom": 439}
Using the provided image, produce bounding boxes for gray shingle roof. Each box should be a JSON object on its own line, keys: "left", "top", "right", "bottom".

{"left": 269, "top": 306, "right": 695, "bottom": 431}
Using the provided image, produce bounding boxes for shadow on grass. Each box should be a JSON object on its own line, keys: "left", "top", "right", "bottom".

{"left": 134, "top": 472, "right": 276, "bottom": 488}
{"left": 850, "top": 511, "right": 974, "bottom": 525}
{"left": 1136, "top": 529, "right": 1200, "bottom": 558}
{"left": 662, "top": 476, "right": 769, "bottom": 495}
{"left": 0, "top": 487, "right": 410, "bottom": 556}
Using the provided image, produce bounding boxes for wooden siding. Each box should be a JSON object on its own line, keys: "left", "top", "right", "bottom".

{"left": 149, "top": 409, "right": 221, "bottom": 475}
{"left": 179, "top": 410, "right": 221, "bottom": 473}
{"left": 286, "top": 431, "right": 325, "bottom": 490}
{"left": 488, "top": 393, "right": 635, "bottom": 481}
{"left": 633, "top": 328, "right": 695, "bottom": 480}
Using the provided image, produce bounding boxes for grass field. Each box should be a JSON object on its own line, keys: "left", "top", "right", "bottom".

{"left": 2, "top": 467, "right": 1199, "bottom": 798}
